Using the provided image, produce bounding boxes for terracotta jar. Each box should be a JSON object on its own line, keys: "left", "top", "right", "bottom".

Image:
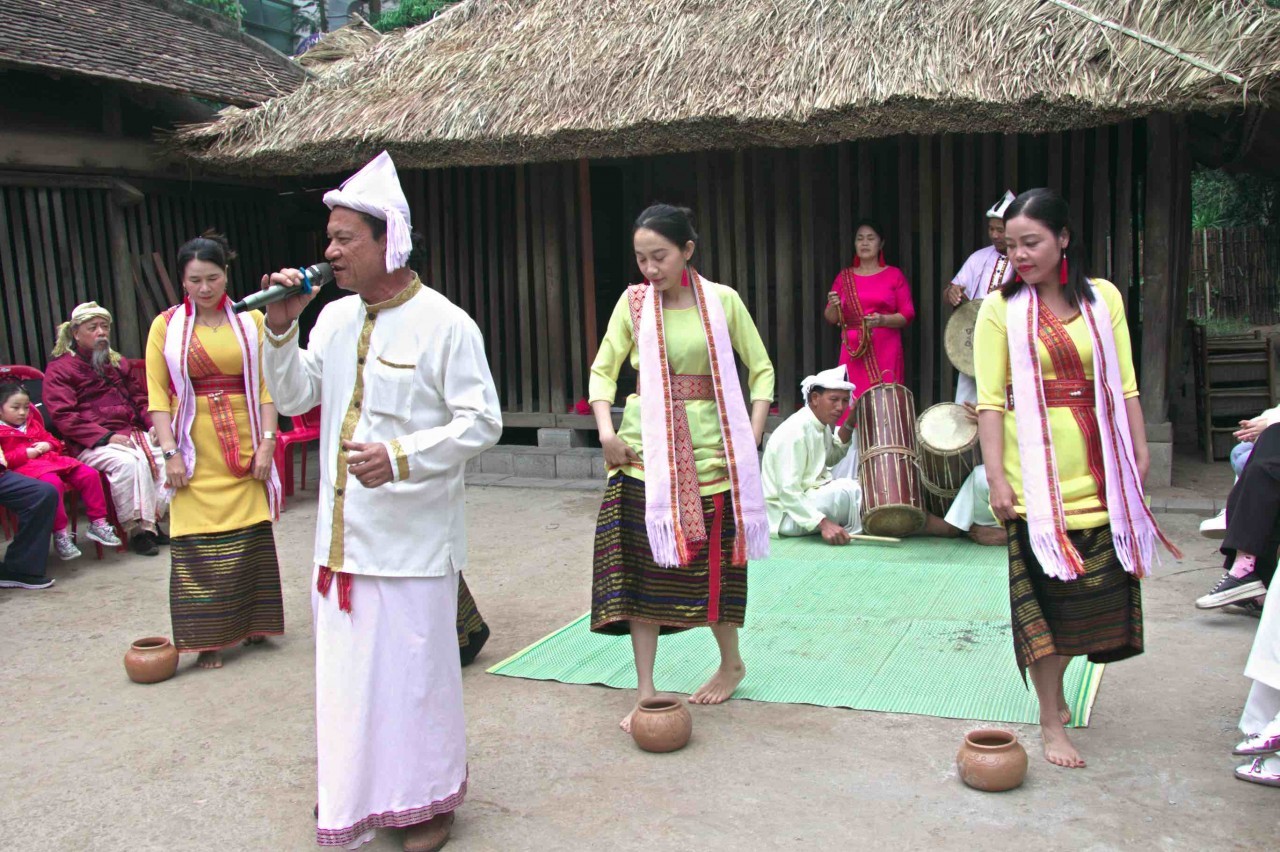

{"left": 631, "top": 697, "right": 693, "bottom": 753}
{"left": 956, "top": 728, "right": 1028, "bottom": 792}
{"left": 124, "top": 636, "right": 179, "bottom": 684}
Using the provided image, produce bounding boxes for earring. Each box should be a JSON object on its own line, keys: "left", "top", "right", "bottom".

{"left": 878, "top": 250, "right": 885, "bottom": 266}
{"left": 1059, "top": 256, "right": 1068, "bottom": 285}
{"left": 216, "top": 293, "right": 228, "bottom": 310}
{"left": 853, "top": 256, "right": 862, "bottom": 268}
{"left": 680, "top": 268, "right": 691, "bottom": 288}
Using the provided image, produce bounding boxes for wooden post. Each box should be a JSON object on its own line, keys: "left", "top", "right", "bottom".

{"left": 1092, "top": 128, "right": 1112, "bottom": 279}
{"left": 918, "top": 136, "right": 936, "bottom": 407}
{"left": 799, "top": 147, "right": 816, "bottom": 379}
{"left": 774, "top": 151, "right": 796, "bottom": 413}
{"left": 1141, "top": 114, "right": 1173, "bottom": 424}
{"left": 1113, "top": 122, "right": 1134, "bottom": 303}
{"left": 1168, "top": 116, "right": 1192, "bottom": 416}
{"left": 897, "top": 137, "right": 915, "bottom": 392}
{"left": 939, "top": 135, "right": 956, "bottom": 400}
{"left": 578, "top": 159, "right": 598, "bottom": 366}
{"left": 106, "top": 181, "right": 143, "bottom": 356}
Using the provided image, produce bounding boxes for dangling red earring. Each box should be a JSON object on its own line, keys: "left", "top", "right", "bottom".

{"left": 680, "top": 268, "right": 691, "bottom": 288}
{"left": 216, "top": 293, "right": 228, "bottom": 310}
{"left": 183, "top": 294, "right": 193, "bottom": 316}
{"left": 853, "top": 256, "right": 861, "bottom": 268}
{"left": 1059, "top": 256, "right": 1068, "bottom": 286}
{"left": 878, "top": 250, "right": 885, "bottom": 267}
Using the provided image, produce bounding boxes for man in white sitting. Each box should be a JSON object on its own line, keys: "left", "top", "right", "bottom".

{"left": 939, "top": 463, "right": 1006, "bottom": 546}
{"left": 762, "top": 366, "right": 862, "bottom": 545}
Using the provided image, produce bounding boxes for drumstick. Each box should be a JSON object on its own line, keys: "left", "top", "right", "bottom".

{"left": 848, "top": 533, "right": 901, "bottom": 543}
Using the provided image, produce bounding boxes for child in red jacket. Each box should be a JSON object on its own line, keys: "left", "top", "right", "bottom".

{"left": 0, "top": 382, "right": 121, "bottom": 560}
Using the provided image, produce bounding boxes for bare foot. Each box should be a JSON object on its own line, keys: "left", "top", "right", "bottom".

{"left": 968, "top": 524, "right": 1008, "bottom": 547}
{"left": 1040, "top": 722, "right": 1085, "bottom": 768}
{"left": 690, "top": 662, "right": 745, "bottom": 705}
{"left": 196, "top": 651, "right": 223, "bottom": 669}
{"left": 243, "top": 636, "right": 266, "bottom": 646}
{"left": 1057, "top": 683, "right": 1072, "bottom": 726}
{"left": 620, "top": 689, "right": 658, "bottom": 733}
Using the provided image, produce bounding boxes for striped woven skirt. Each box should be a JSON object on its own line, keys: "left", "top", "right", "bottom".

{"left": 456, "top": 575, "right": 489, "bottom": 667}
{"left": 591, "top": 473, "right": 747, "bottom": 635}
{"left": 1008, "top": 519, "right": 1143, "bottom": 676}
{"left": 169, "top": 520, "right": 285, "bottom": 653}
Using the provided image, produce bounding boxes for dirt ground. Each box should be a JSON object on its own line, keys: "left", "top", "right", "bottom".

{"left": 0, "top": 484, "right": 1273, "bottom": 851}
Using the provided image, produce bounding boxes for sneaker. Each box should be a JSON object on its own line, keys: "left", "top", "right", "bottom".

{"left": 54, "top": 532, "right": 82, "bottom": 561}
{"left": 131, "top": 531, "right": 159, "bottom": 557}
{"left": 1196, "top": 573, "right": 1266, "bottom": 609}
{"left": 1234, "top": 756, "right": 1280, "bottom": 787}
{"left": 0, "top": 575, "right": 55, "bottom": 590}
{"left": 86, "top": 520, "right": 122, "bottom": 547}
{"left": 1225, "top": 596, "right": 1266, "bottom": 617}
{"left": 1199, "top": 509, "right": 1228, "bottom": 540}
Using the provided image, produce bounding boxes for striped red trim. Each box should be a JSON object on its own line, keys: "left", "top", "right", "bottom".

{"left": 316, "top": 776, "right": 466, "bottom": 847}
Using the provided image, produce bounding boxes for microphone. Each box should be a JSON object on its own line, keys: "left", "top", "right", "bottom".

{"left": 232, "top": 262, "right": 334, "bottom": 313}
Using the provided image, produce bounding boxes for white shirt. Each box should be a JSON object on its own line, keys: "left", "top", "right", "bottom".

{"left": 952, "top": 245, "right": 1013, "bottom": 301}
{"left": 262, "top": 276, "right": 502, "bottom": 578}
{"left": 761, "top": 405, "right": 853, "bottom": 534}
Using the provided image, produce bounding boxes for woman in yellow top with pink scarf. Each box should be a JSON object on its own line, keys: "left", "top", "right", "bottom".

{"left": 589, "top": 204, "right": 774, "bottom": 734}
{"left": 974, "top": 189, "right": 1179, "bottom": 769}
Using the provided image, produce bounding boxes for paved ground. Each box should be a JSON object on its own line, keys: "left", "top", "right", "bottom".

{"left": 0, "top": 482, "right": 1273, "bottom": 851}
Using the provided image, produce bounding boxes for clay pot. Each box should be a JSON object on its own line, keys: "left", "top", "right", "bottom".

{"left": 124, "top": 636, "right": 179, "bottom": 684}
{"left": 956, "top": 729, "right": 1028, "bottom": 792}
{"left": 631, "top": 696, "right": 693, "bottom": 753}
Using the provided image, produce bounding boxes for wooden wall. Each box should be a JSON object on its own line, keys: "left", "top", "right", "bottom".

{"left": 0, "top": 173, "right": 301, "bottom": 365}
{"left": 404, "top": 118, "right": 1179, "bottom": 424}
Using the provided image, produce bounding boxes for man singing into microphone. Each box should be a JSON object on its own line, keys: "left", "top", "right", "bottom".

{"left": 260, "top": 151, "right": 502, "bottom": 851}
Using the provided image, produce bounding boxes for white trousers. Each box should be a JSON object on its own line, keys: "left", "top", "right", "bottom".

{"left": 1241, "top": 584, "right": 1280, "bottom": 736}
{"left": 77, "top": 441, "right": 168, "bottom": 527}
{"left": 954, "top": 373, "right": 978, "bottom": 406}
{"left": 942, "top": 465, "right": 998, "bottom": 530}
{"left": 314, "top": 568, "right": 467, "bottom": 849}
{"left": 779, "top": 478, "right": 863, "bottom": 537}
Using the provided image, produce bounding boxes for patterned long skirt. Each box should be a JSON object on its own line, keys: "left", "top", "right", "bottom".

{"left": 591, "top": 473, "right": 747, "bottom": 635}
{"left": 169, "top": 520, "right": 285, "bottom": 653}
{"left": 1008, "top": 519, "right": 1143, "bottom": 677}
{"left": 456, "top": 575, "right": 490, "bottom": 667}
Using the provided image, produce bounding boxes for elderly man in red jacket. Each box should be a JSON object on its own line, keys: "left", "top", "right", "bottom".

{"left": 43, "top": 302, "right": 168, "bottom": 556}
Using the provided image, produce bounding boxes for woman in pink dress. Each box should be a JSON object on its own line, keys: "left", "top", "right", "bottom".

{"left": 823, "top": 219, "right": 915, "bottom": 399}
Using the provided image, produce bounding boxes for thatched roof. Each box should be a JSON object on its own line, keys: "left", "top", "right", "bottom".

{"left": 296, "top": 17, "right": 383, "bottom": 75}
{"left": 0, "top": 0, "right": 305, "bottom": 107}
{"left": 175, "top": 0, "right": 1280, "bottom": 174}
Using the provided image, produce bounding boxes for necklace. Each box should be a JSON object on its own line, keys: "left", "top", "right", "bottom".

{"left": 195, "top": 315, "right": 226, "bottom": 330}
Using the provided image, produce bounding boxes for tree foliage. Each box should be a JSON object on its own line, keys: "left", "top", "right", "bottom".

{"left": 373, "top": 0, "right": 456, "bottom": 32}
{"left": 185, "top": 0, "right": 243, "bottom": 23}
{"left": 1192, "top": 168, "right": 1277, "bottom": 230}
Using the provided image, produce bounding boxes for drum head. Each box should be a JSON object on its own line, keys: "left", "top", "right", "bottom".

{"left": 863, "top": 505, "right": 926, "bottom": 538}
{"left": 945, "top": 299, "right": 982, "bottom": 376}
{"left": 917, "top": 403, "right": 978, "bottom": 453}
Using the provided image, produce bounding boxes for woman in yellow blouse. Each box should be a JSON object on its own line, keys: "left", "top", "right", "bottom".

{"left": 147, "top": 233, "right": 284, "bottom": 670}
{"left": 975, "top": 189, "right": 1175, "bottom": 770}
{"left": 589, "top": 204, "right": 774, "bottom": 733}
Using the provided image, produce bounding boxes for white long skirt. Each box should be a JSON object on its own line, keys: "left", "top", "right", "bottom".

{"left": 1241, "top": 583, "right": 1280, "bottom": 736}
{"left": 313, "top": 568, "right": 467, "bottom": 848}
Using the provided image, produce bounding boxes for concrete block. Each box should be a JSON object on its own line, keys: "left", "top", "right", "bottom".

{"left": 592, "top": 455, "right": 610, "bottom": 479}
{"left": 1164, "top": 497, "right": 1214, "bottom": 515}
{"left": 465, "top": 473, "right": 511, "bottom": 486}
{"left": 538, "top": 428, "right": 587, "bottom": 448}
{"left": 556, "top": 452, "right": 595, "bottom": 480}
{"left": 1145, "top": 440, "right": 1173, "bottom": 489}
{"left": 1146, "top": 420, "right": 1173, "bottom": 443}
{"left": 465, "top": 455, "right": 482, "bottom": 475}
{"left": 479, "top": 450, "right": 515, "bottom": 476}
{"left": 563, "top": 480, "right": 606, "bottom": 492}
{"left": 513, "top": 451, "right": 557, "bottom": 479}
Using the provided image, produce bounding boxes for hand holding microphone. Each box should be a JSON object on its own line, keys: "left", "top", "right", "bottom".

{"left": 249, "top": 262, "right": 333, "bottom": 334}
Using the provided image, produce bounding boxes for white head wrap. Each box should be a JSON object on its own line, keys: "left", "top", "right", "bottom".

{"left": 986, "top": 190, "right": 1016, "bottom": 220}
{"left": 52, "top": 301, "right": 118, "bottom": 361}
{"left": 322, "top": 151, "right": 413, "bottom": 273}
{"left": 801, "top": 364, "right": 856, "bottom": 400}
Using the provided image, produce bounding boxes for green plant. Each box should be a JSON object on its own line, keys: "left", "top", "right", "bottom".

{"left": 1192, "top": 168, "right": 1277, "bottom": 229}
{"left": 373, "top": 0, "right": 456, "bottom": 31}
{"left": 186, "top": 0, "right": 244, "bottom": 23}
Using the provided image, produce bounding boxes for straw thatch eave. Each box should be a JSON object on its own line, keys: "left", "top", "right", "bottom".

{"left": 173, "top": 0, "right": 1280, "bottom": 175}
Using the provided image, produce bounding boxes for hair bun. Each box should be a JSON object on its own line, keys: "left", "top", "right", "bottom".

{"left": 197, "top": 229, "right": 237, "bottom": 265}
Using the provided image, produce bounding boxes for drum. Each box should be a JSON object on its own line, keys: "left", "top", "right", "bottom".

{"left": 855, "top": 384, "right": 925, "bottom": 537}
{"left": 916, "top": 403, "right": 979, "bottom": 518}
{"left": 945, "top": 298, "right": 982, "bottom": 376}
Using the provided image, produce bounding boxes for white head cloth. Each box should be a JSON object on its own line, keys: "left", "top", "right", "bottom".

{"left": 801, "top": 364, "right": 856, "bottom": 399}
{"left": 322, "top": 151, "right": 413, "bottom": 273}
{"left": 986, "top": 190, "right": 1016, "bottom": 220}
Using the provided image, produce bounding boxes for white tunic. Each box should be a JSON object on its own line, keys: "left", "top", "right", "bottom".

{"left": 262, "top": 276, "right": 502, "bottom": 577}
{"left": 952, "top": 246, "right": 1014, "bottom": 404}
{"left": 762, "top": 405, "right": 854, "bottom": 534}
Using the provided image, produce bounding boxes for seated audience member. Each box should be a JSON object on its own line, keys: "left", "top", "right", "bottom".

{"left": 0, "top": 450, "right": 58, "bottom": 590}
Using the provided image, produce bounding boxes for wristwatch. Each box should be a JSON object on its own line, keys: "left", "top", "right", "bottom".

{"left": 163, "top": 448, "right": 179, "bottom": 460}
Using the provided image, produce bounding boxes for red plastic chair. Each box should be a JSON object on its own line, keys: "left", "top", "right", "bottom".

{"left": 274, "top": 406, "right": 321, "bottom": 509}
{"left": 0, "top": 366, "right": 46, "bottom": 541}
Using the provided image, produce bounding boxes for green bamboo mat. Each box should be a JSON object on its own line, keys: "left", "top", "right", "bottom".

{"left": 489, "top": 536, "right": 1103, "bottom": 726}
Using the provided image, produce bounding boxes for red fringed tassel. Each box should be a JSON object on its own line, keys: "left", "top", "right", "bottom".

{"left": 317, "top": 566, "right": 334, "bottom": 596}
{"left": 316, "top": 566, "right": 353, "bottom": 612}
{"left": 1060, "top": 256, "right": 1069, "bottom": 285}
{"left": 878, "top": 250, "right": 885, "bottom": 266}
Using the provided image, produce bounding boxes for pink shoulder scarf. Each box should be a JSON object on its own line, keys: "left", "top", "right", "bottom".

{"left": 636, "top": 272, "right": 769, "bottom": 568}
{"left": 1006, "top": 282, "right": 1179, "bottom": 580}
{"left": 161, "top": 300, "right": 281, "bottom": 519}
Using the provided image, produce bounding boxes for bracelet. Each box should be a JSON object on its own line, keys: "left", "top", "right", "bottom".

{"left": 261, "top": 431, "right": 277, "bottom": 440}
{"left": 163, "top": 449, "right": 179, "bottom": 460}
